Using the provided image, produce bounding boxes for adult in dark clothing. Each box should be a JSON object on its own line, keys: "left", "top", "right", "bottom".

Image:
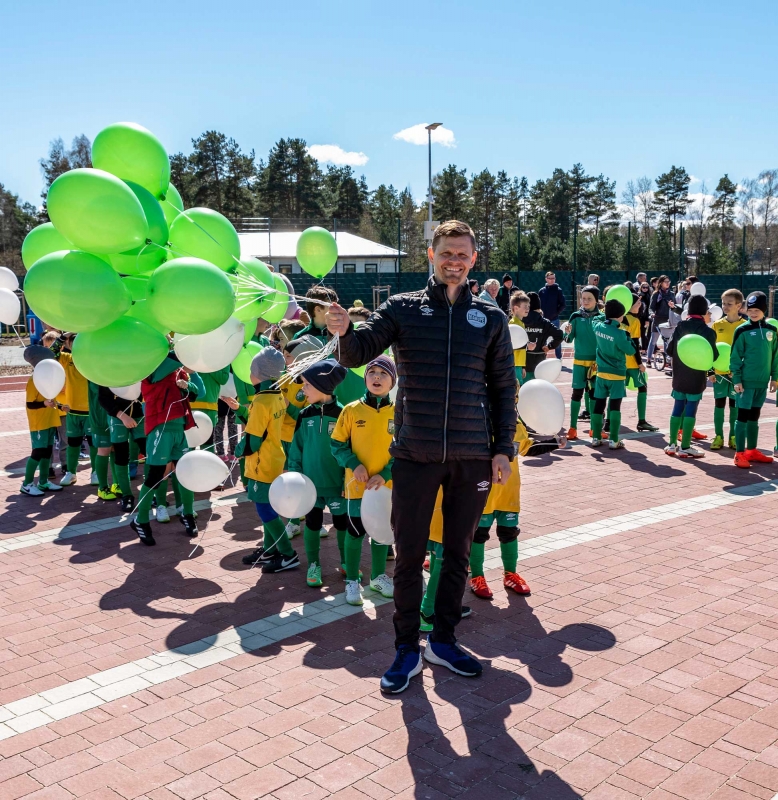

{"left": 646, "top": 275, "right": 677, "bottom": 363}
{"left": 324, "top": 220, "right": 516, "bottom": 694}
{"left": 523, "top": 292, "right": 565, "bottom": 378}
{"left": 637, "top": 280, "right": 652, "bottom": 350}
{"left": 537, "top": 271, "right": 566, "bottom": 358}
{"left": 496, "top": 273, "right": 514, "bottom": 314}
{"left": 468, "top": 278, "right": 480, "bottom": 297}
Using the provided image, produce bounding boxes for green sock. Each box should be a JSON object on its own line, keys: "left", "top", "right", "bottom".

{"left": 421, "top": 549, "right": 442, "bottom": 617}
{"left": 66, "top": 445, "right": 80, "bottom": 474}
{"left": 570, "top": 400, "right": 581, "bottom": 430}
{"left": 266, "top": 517, "right": 293, "bottom": 556}
{"left": 714, "top": 405, "right": 725, "bottom": 438}
{"left": 729, "top": 405, "right": 738, "bottom": 437}
{"left": 681, "top": 416, "right": 695, "bottom": 450}
{"left": 470, "top": 539, "right": 486, "bottom": 578}
{"left": 500, "top": 538, "right": 519, "bottom": 573}
{"left": 669, "top": 415, "right": 683, "bottom": 445}
{"left": 171, "top": 474, "right": 182, "bottom": 507}
{"left": 637, "top": 391, "right": 647, "bottom": 422}
{"left": 129, "top": 438, "right": 139, "bottom": 469}
{"left": 370, "top": 540, "right": 388, "bottom": 580}
{"left": 155, "top": 474, "right": 168, "bottom": 508}
{"left": 735, "top": 419, "right": 747, "bottom": 452}
{"left": 95, "top": 454, "right": 109, "bottom": 489}
{"left": 609, "top": 411, "right": 621, "bottom": 442}
{"left": 747, "top": 419, "right": 760, "bottom": 450}
{"left": 584, "top": 391, "right": 592, "bottom": 415}
{"left": 89, "top": 445, "right": 97, "bottom": 470}
{"left": 591, "top": 412, "right": 603, "bottom": 439}
{"left": 115, "top": 463, "right": 132, "bottom": 498}
{"left": 337, "top": 528, "right": 347, "bottom": 566}
{"left": 344, "top": 533, "right": 364, "bottom": 581}
{"left": 304, "top": 525, "right": 320, "bottom": 566}
{"left": 39, "top": 457, "right": 51, "bottom": 484}
{"left": 24, "top": 457, "right": 39, "bottom": 485}
{"left": 179, "top": 484, "right": 194, "bottom": 516}
{"left": 136, "top": 482, "right": 155, "bottom": 524}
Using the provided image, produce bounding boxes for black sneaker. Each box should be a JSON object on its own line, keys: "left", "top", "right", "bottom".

{"left": 603, "top": 420, "right": 610, "bottom": 433}
{"left": 461, "top": 605, "right": 472, "bottom": 618}
{"left": 130, "top": 519, "right": 155, "bottom": 546}
{"left": 121, "top": 495, "right": 135, "bottom": 513}
{"left": 242, "top": 547, "right": 273, "bottom": 566}
{"left": 637, "top": 420, "right": 659, "bottom": 432}
{"left": 579, "top": 409, "right": 591, "bottom": 421}
{"left": 261, "top": 551, "right": 300, "bottom": 573}
{"left": 151, "top": 495, "right": 158, "bottom": 510}
{"left": 180, "top": 515, "right": 198, "bottom": 537}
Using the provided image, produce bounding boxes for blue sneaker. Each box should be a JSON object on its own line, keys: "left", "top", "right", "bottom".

{"left": 129, "top": 463, "right": 138, "bottom": 480}
{"left": 424, "top": 640, "right": 482, "bottom": 677}
{"left": 380, "top": 646, "right": 423, "bottom": 694}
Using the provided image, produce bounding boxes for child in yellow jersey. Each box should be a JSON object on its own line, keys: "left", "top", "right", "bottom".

{"left": 21, "top": 352, "right": 65, "bottom": 496}
{"left": 510, "top": 291, "right": 529, "bottom": 384}
{"left": 239, "top": 347, "right": 300, "bottom": 574}
{"left": 711, "top": 288, "right": 746, "bottom": 450}
{"left": 331, "top": 355, "right": 396, "bottom": 606}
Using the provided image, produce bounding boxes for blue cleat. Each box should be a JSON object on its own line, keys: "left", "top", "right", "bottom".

{"left": 380, "top": 646, "right": 423, "bottom": 694}
{"left": 424, "top": 640, "right": 482, "bottom": 677}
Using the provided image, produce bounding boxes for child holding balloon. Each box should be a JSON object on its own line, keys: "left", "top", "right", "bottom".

{"left": 563, "top": 285, "right": 601, "bottom": 439}
{"left": 331, "top": 354, "right": 397, "bottom": 606}
{"left": 509, "top": 292, "right": 530, "bottom": 384}
{"left": 711, "top": 289, "right": 746, "bottom": 450}
{"left": 21, "top": 368, "right": 65, "bottom": 496}
{"left": 623, "top": 294, "right": 658, "bottom": 434}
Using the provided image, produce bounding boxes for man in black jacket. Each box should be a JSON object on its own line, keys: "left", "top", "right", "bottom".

{"left": 538, "top": 271, "right": 566, "bottom": 357}
{"left": 325, "top": 220, "right": 516, "bottom": 694}
{"left": 496, "top": 273, "right": 514, "bottom": 315}
{"left": 524, "top": 292, "right": 565, "bottom": 379}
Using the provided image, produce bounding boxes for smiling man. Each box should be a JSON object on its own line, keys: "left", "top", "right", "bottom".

{"left": 325, "top": 219, "right": 517, "bottom": 693}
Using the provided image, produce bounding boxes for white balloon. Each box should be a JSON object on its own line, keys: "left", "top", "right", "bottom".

{"left": 110, "top": 382, "right": 141, "bottom": 401}
{"left": 174, "top": 317, "right": 245, "bottom": 372}
{"left": 517, "top": 378, "right": 565, "bottom": 435}
{"left": 534, "top": 358, "right": 562, "bottom": 382}
{"left": 690, "top": 282, "right": 706, "bottom": 297}
{"left": 0, "top": 267, "right": 19, "bottom": 292}
{"left": 185, "top": 410, "right": 214, "bottom": 448}
{"left": 509, "top": 324, "right": 528, "bottom": 350}
{"left": 0, "top": 288, "right": 20, "bottom": 324}
{"left": 389, "top": 384, "right": 398, "bottom": 403}
{"left": 681, "top": 307, "right": 689, "bottom": 320}
{"left": 709, "top": 304, "right": 723, "bottom": 323}
{"left": 220, "top": 373, "right": 237, "bottom": 399}
{"left": 361, "top": 485, "right": 393, "bottom": 545}
{"left": 176, "top": 450, "right": 229, "bottom": 493}
{"left": 33, "top": 359, "right": 65, "bottom": 400}
{"left": 269, "top": 472, "right": 317, "bottom": 518}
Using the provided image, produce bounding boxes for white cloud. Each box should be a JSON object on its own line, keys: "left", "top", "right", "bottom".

{"left": 393, "top": 123, "right": 456, "bottom": 148}
{"left": 307, "top": 144, "right": 369, "bottom": 167}
{"left": 689, "top": 174, "right": 701, "bottom": 185}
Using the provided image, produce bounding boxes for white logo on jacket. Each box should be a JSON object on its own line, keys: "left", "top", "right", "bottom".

{"left": 477, "top": 480, "right": 490, "bottom": 491}
{"left": 421, "top": 307, "right": 433, "bottom": 316}
{"left": 467, "top": 309, "right": 487, "bottom": 328}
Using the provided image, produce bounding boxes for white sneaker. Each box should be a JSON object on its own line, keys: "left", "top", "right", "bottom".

{"left": 677, "top": 446, "right": 704, "bottom": 459}
{"left": 608, "top": 440, "right": 625, "bottom": 450}
{"left": 590, "top": 438, "right": 603, "bottom": 448}
{"left": 285, "top": 522, "right": 301, "bottom": 539}
{"left": 39, "top": 481, "right": 63, "bottom": 492}
{"left": 345, "top": 580, "right": 363, "bottom": 606}
{"left": 664, "top": 444, "right": 677, "bottom": 456}
{"left": 369, "top": 573, "right": 394, "bottom": 598}
{"left": 20, "top": 483, "right": 44, "bottom": 497}
{"left": 319, "top": 527, "right": 329, "bottom": 538}
{"left": 156, "top": 505, "right": 170, "bottom": 523}
{"left": 60, "top": 472, "right": 77, "bottom": 486}
{"left": 90, "top": 471, "right": 99, "bottom": 486}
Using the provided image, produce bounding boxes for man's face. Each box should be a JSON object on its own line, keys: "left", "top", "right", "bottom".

{"left": 546, "top": 274, "right": 556, "bottom": 285}
{"left": 637, "top": 274, "right": 646, "bottom": 283}
{"left": 428, "top": 236, "right": 476, "bottom": 287}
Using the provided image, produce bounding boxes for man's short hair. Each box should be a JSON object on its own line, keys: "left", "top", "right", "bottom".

{"left": 305, "top": 286, "right": 338, "bottom": 318}
{"left": 510, "top": 290, "right": 529, "bottom": 307}
{"left": 278, "top": 319, "right": 306, "bottom": 340}
{"left": 721, "top": 288, "right": 744, "bottom": 305}
{"left": 545, "top": 271, "right": 555, "bottom": 278}
{"left": 348, "top": 306, "right": 371, "bottom": 321}
{"left": 431, "top": 220, "right": 476, "bottom": 251}
{"left": 41, "top": 331, "right": 58, "bottom": 347}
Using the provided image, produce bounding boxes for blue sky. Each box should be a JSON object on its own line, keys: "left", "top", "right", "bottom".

{"left": 2, "top": 0, "right": 776, "bottom": 207}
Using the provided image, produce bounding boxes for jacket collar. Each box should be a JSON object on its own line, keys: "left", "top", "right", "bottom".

{"left": 362, "top": 392, "right": 392, "bottom": 410}
{"left": 427, "top": 275, "right": 471, "bottom": 307}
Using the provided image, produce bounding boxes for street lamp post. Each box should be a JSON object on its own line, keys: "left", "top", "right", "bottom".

{"left": 425, "top": 123, "right": 442, "bottom": 276}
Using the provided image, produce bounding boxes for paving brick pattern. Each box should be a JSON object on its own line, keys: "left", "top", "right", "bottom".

{"left": 1, "top": 365, "right": 778, "bottom": 798}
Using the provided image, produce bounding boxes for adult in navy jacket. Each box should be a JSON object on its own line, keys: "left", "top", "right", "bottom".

{"left": 537, "top": 271, "right": 566, "bottom": 358}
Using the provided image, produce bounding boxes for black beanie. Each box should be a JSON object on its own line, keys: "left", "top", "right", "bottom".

{"left": 528, "top": 292, "right": 541, "bottom": 312}
{"left": 687, "top": 295, "right": 709, "bottom": 316}
{"left": 746, "top": 291, "right": 768, "bottom": 313}
{"left": 301, "top": 359, "right": 347, "bottom": 396}
{"left": 582, "top": 285, "right": 600, "bottom": 303}
{"left": 502, "top": 273, "right": 513, "bottom": 285}
{"left": 605, "top": 299, "right": 625, "bottom": 319}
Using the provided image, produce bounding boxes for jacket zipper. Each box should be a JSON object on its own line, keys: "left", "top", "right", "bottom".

{"left": 442, "top": 303, "right": 453, "bottom": 462}
{"left": 480, "top": 402, "right": 490, "bottom": 449}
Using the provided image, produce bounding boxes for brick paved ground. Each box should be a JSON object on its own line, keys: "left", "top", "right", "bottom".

{"left": 2, "top": 360, "right": 778, "bottom": 799}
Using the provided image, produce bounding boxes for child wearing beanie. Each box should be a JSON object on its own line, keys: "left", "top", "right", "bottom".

{"left": 287, "top": 359, "right": 349, "bottom": 588}
{"left": 331, "top": 354, "right": 397, "bottom": 605}
{"left": 240, "top": 347, "right": 300, "bottom": 573}
{"left": 664, "top": 295, "right": 718, "bottom": 459}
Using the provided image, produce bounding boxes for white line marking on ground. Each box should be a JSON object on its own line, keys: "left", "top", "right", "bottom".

{"left": 0, "top": 430, "right": 28, "bottom": 438}
{"left": 0, "top": 406, "right": 24, "bottom": 413}
{"left": 0, "top": 477, "right": 776, "bottom": 741}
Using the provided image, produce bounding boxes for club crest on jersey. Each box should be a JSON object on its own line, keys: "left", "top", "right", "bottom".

{"left": 387, "top": 420, "right": 395, "bottom": 435}
{"left": 768, "top": 331, "right": 775, "bottom": 342}
{"left": 421, "top": 306, "right": 433, "bottom": 316}
{"left": 295, "top": 389, "right": 305, "bottom": 402}
{"left": 328, "top": 421, "right": 336, "bottom": 435}
{"left": 467, "top": 309, "right": 487, "bottom": 328}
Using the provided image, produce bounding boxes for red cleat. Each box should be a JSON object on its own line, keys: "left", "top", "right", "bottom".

{"left": 469, "top": 575, "right": 493, "bottom": 600}
{"left": 504, "top": 571, "right": 531, "bottom": 595}
{"left": 745, "top": 448, "right": 773, "bottom": 464}
{"left": 734, "top": 452, "right": 751, "bottom": 469}
{"left": 567, "top": 428, "right": 578, "bottom": 441}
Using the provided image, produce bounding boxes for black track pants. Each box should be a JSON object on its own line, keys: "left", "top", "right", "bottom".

{"left": 391, "top": 457, "right": 492, "bottom": 649}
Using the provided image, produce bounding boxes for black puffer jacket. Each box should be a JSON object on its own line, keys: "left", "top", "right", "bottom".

{"left": 335, "top": 277, "right": 517, "bottom": 464}
{"left": 666, "top": 317, "right": 719, "bottom": 395}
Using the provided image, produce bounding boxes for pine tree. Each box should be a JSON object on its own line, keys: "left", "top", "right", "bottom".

{"left": 366, "top": 184, "right": 401, "bottom": 247}
{"left": 256, "top": 138, "right": 323, "bottom": 219}
{"left": 586, "top": 175, "right": 619, "bottom": 233}
{"left": 0, "top": 183, "right": 38, "bottom": 272}
{"left": 711, "top": 174, "right": 737, "bottom": 244}
{"left": 39, "top": 134, "right": 92, "bottom": 215}
{"left": 652, "top": 166, "right": 691, "bottom": 246}
{"left": 432, "top": 165, "right": 470, "bottom": 222}
{"left": 469, "top": 169, "right": 500, "bottom": 271}
{"left": 568, "top": 163, "right": 594, "bottom": 236}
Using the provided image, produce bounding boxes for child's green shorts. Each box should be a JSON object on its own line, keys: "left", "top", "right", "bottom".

{"left": 572, "top": 363, "right": 593, "bottom": 390}
{"left": 737, "top": 388, "right": 767, "bottom": 410}
{"left": 146, "top": 423, "right": 190, "bottom": 466}
{"left": 247, "top": 479, "right": 271, "bottom": 503}
{"left": 479, "top": 510, "right": 519, "bottom": 528}
{"left": 30, "top": 428, "right": 56, "bottom": 449}
{"left": 66, "top": 413, "right": 91, "bottom": 439}
{"left": 108, "top": 416, "right": 146, "bottom": 444}
{"left": 713, "top": 374, "right": 736, "bottom": 400}
{"left": 625, "top": 368, "right": 646, "bottom": 389}
{"left": 314, "top": 496, "right": 345, "bottom": 515}
{"left": 594, "top": 376, "right": 626, "bottom": 401}
{"left": 671, "top": 390, "right": 703, "bottom": 402}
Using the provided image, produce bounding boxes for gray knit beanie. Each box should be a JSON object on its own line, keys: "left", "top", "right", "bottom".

{"left": 250, "top": 346, "right": 285, "bottom": 385}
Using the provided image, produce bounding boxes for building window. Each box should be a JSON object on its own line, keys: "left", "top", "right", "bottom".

{"left": 279, "top": 264, "right": 292, "bottom": 274}
{"left": 364, "top": 263, "right": 377, "bottom": 273}
{"left": 342, "top": 263, "right": 356, "bottom": 273}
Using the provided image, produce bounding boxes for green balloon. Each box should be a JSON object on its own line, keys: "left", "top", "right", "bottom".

{"left": 125, "top": 301, "right": 171, "bottom": 335}
{"left": 606, "top": 285, "right": 634, "bottom": 314}
{"left": 677, "top": 333, "right": 715, "bottom": 371}
{"left": 47, "top": 168, "right": 149, "bottom": 254}
{"left": 350, "top": 365, "right": 366, "bottom": 377}
{"left": 92, "top": 122, "right": 171, "bottom": 199}
{"left": 168, "top": 207, "right": 240, "bottom": 271}
{"left": 21, "top": 223, "right": 73, "bottom": 270}
{"left": 260, "top": 274, "right": 289, "bottom": 324}
{"left": 72, "top": 317, "right": 169, "bottom": 387}
{"left": 626, "top": 373, "right": 645, "bottom": 391}
{"left": 25, "top": 250, "right": 131, "bottom": 332}
{"left": 233, "top": 257, "right": 276, "bottom": 322}
{"left": 243, "top": 318, "right": 258, "bottom": 344}
{"left": 122, "top": 275, "right": 149, "bottom": 302}
{"left": 146, "top": 257, "right": 235, "bottom": 335}
{"left": 108, "top": 181, "right": 169, "bottom": 276}
{"left": 162, "top": 183, "right": 184, "bottom": 227}
{"left": 231, "top": 341, "right": 263, "bottom": 384}
{"left": 712, "top": 342, "right": 731, "bottom": 372}
{"left": 296, "top": 226, "right": 338, "bottom": 279}
{"left": 767, "top": 318, "right": 778, "bottom": 330}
